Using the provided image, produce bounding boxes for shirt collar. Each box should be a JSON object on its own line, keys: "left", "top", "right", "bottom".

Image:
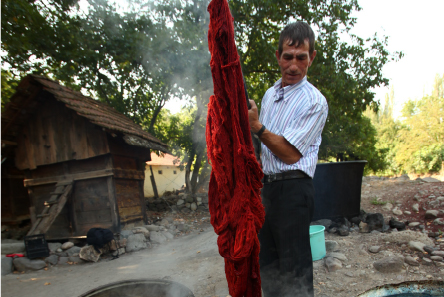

{"left": 273, "top": 76, "right": 307, "bottom": 101}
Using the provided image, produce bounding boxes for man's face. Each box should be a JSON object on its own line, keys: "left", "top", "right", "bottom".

{"left": 276, "top": 39, "right": 316, "bottom": 87}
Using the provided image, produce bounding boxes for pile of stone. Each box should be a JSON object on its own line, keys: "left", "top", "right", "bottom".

{"left": 1, "top": 218, "right": 195, "bottom": 276}
{"left": 318, "top": 230, "right": 444, "bottom": 277}
{"left": 147, "top": 193, "right": 209, "bottom": 213}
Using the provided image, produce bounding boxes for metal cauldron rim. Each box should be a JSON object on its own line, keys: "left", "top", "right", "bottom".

{"left": 356, "top": 280, "right": 444, "bottom": 296}
{"left": 78, "top": 278, "right": 195, "bottom": 297}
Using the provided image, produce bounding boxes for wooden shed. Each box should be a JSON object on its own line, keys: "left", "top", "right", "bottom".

{"left": 1, "top": 75, "right": 168, "bottom": 239}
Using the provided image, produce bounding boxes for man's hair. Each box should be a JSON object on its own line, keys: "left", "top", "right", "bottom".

{"left": 278, "top": 22, "right": 315, "bottom": 57}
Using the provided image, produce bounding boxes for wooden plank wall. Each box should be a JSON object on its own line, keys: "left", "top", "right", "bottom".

{"left": 1, "top": 160, "right": 30, "bottom": 222}
{"left": 15, "top": 97, "right": 110, "bottom": 170}
{"left": 113, "top": 155, "right": 146, "bottom": 224}
{"left": 26, "top": 155, "right": 118, "bottom": 238}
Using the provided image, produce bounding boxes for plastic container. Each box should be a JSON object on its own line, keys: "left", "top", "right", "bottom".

{"left": 24, "top": 234, "right": 50, "bottom": 259}
{"left": 309, "top": 225, "right": 326, "bottom": 261}
{"left": 312, "top": 161, "right": 367, "bottom": 221}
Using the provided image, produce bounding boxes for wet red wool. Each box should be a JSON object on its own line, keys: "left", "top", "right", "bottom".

{"left": 206, "top": 0, "right": 265, "bottom": 296}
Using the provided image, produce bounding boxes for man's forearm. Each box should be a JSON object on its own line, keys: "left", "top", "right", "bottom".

{"left": 257, "top": 128, "right": 302, "bottom": 165}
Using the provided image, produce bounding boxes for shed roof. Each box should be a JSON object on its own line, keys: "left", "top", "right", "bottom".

{"left": 146, "top": 152, "right": 181, "bottom": 166}
{"left": 1, "top": 75, "right": 168, "bottom": 152}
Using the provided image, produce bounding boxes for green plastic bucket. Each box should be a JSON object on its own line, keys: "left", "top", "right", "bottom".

{"left": 309, "top": 225, "right": 326, "bottom": 261}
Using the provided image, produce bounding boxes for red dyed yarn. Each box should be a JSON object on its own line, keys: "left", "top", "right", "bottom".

{"left": 206, "top": 0, "right": 265, "bottom": 296}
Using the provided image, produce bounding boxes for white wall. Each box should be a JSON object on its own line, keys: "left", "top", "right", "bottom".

{"left": 144, "top": 164, "right": 185, "bottom": 197}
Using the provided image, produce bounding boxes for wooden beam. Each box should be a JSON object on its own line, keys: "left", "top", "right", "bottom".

{"left": 24, "top": 169, "right": 114, "bottom": 187}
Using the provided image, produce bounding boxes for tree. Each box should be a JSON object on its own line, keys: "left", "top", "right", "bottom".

{"left": 228, "top": 0, "right": 402, "bottom": 169}
{"left": 396, "top": 90, "right": 444, "bottom": 174}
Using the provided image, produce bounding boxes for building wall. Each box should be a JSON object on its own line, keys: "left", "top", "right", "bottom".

{"left": 144, "top": 165, "right": 185, "bottom": 197}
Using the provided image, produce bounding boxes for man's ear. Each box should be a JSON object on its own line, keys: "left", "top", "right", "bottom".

{"left": 275, "top": 50, "right": 281, "bottom": 64}
{"left": 308, "top": 50, "right": 317, "bottom": 66}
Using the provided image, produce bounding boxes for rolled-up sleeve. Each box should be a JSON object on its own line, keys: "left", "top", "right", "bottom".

{"left": 282, "top": 102, "right": 328, "bottom": 157}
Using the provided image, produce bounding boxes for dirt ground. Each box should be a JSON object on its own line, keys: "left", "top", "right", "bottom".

{"left": 1, "top": 175, "right": 443, "bottom": 297}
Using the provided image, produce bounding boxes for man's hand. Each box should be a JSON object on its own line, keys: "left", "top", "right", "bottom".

{"left": 248, "top": 100, "right": 302, "bottom": 164}
{"left": 248, "top": 99, "right": 262, "bottom": 133}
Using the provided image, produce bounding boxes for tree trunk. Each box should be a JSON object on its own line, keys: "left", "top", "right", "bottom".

{"left": 149, "top": 165, "right": 159, "bottom": 198}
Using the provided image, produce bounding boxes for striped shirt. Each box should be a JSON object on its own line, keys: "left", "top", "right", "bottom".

{"left": 259, "top": 76, "right": 328, "bottom": 178}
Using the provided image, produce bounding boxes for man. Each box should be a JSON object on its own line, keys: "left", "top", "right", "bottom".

{"left": 248, "top": 21, "right": 328, "bottom": 297}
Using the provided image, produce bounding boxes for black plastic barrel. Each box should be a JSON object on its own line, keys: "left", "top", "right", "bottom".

{"left": 79, "top": 279, "right": 195, "bottom": 297}
{"left": 312, "top": 160, "right": 367, "bottom": 221}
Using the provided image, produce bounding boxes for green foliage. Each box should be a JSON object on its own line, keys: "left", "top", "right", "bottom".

{"left": 370, "top": 198, "right": 387, "bottom": 205}
{"left": 366, "top": 75, "right": 444, "bottom": 175}
{"left": 1, "top": 69, "right": 20, "bottom": 111}
{"left": 228, "top": 0, "right": 402, "bottom": 164}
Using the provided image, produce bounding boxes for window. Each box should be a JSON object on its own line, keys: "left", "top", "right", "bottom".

{"left": 158, "top": 170, "right": 162, "bottom": 174}
{"left": 173, "top": 170, "right": 177, "bottom": 174}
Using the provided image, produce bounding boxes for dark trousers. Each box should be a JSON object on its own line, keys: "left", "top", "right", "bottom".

{"left": 259, "top": 177, "right": 315, "bottom": 297}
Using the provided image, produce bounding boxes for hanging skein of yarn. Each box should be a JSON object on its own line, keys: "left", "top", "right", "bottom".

{"left": 206, "top": 0, "right": 265, "bottom": 296}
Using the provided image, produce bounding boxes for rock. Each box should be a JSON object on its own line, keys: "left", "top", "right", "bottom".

{"left": 431, "top": 256, "right": 443, "bottom": 262}
{"left": 150, "top": 231, "right": 167, "bottom": 244}
{"left": 68, "top": 256, "right": 82, "bottom": 264}
{"left": 324, "top": 257, "right": 342, "bottom": 272}
{"left": 350, "top": 217, "right": 362, "bottom": 226}
{"left": 392, "top": 208, "right": 403, "bottom": 216}
{"left": 325, "top": 240, "right": 338, "bottom": 252}
{"left": 126, "top": 234, "right": 147, "bottom": 252}
{"left": 120, "top": 230, "right": 133, "bottom": 239}
{"left": 345, "top": 271, "right": 354, "bottom": 277}
{"left": 366, "top": 213, "right": 385, "bottom": 231}
{"left": 327, "top": 252, "right": 347, "bottom": 261}
{"left": 58, "top": 256, "right": 69, "bottom": 265}
{"left": 373, "top": 256, "right": 404, "bottom": 273}
{"left": 434, "top": 218, "right": 444, "bottom": 225}
{"left": 144, "top": 225, "right": 162, "bottom": 232}
{"left": 379, "top": 230, "right": 435, "bottom": 246}
{"left": 13, "top": 258, "right": 46, "bottom": 272}
{"left": 409, "top": 241, "right": 426, "bottom": 252}
{"left": 404, "top": 256, "right": 420, "bottom": 266}
{"left": 412, "top": 204, "right": 419, "bottom": 212}
{"left": 161, "top": 231, "right": 174, "bottom": 240}
{"left": 133, "top": 227, "right": 150, "bottom": 239}
{"left": 48, "top": 242, "right": 62, "bottom": 253}
{"left": 359, "top": 222, "right": 370, "bottom": 233}
{"left": 368, "top": 246, "right": 381, "bottom": 253}
{"left": 177, "top": 224, "right": 190, "bottom": 232}
{"left": 61, "top": 242, "right": 74, "bottom": 250}
{"left": 186, "top": 196, "right": 194, "bottom": 203}
{"left": 424, "top": 246, "right": 436, "bottom": 253}
{"left": 422, "top": 258, "right": 433, "bottom": 266}
{"left": 432, "top": 251, "right": 444, "bottom": 257}
{"left": 404, "top": 211, "right": 411, "bottom": 215}
{"left": 1, "top": 256, "right": 13, "bottom": 275}
{"left": 176, "top": 199, "right": 185, "bottom": 206}
{"left": 338, "top": 226, "right": 350, "bottom": 236}
{"left": 44, "top": 255, "right": 59, "bottom": 265}
{"left": 190, "top": 202, "right": 197, "bottom": 211}
{"left": 79, "top": 245, "right": 101, "bottom": 262}
{"left": 181, "top": 208, "right": 191, "bottom": 214}
{"left": 1, "top": 242, "right": 26, "bottom": 254}
{"left": 389, "top": 218, "right": 406, "bottom": 231}
{"left": 382, "top": 203, "right": 393, "bottom": 211}
{"left": 425, "top": 210, "right": 440, "bottom": 219}
{"left": 55, "top": 251, "right": 68, "bottom": 257}
{"left": 66, "top": 246, "right": 81, "bottom": 257}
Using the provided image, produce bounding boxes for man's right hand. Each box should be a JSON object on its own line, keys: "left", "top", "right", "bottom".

{"left": 248, "top": 99, "right": 262, "bottom": 133}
